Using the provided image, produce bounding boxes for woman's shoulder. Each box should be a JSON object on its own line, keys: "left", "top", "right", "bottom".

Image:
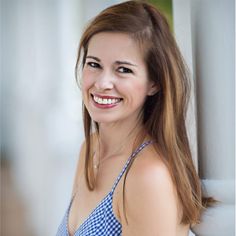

{"left": 128, "top": 143, "right": 175, "bottom": 196}
{"left": 119, "top": 144, "right": 181, "bottom": 235}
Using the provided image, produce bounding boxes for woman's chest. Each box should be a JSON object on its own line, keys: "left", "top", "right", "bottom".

{"left": 67, "top": 167, "right": 123, "bottom": 235}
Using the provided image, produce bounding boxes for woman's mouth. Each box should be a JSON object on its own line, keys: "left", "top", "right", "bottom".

{"left": 91, "top": 94, "right": 123, "bottom": 108}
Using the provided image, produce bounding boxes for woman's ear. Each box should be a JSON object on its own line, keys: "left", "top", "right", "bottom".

{"left": 147, "top": 82, "right": 160, "bottom": 96}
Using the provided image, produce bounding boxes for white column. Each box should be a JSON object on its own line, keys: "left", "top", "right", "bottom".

{"left": 173, "top": 1, "right": 198, "bottom": 235}
{"left": 190, "top": 0, "right": 234, "bottom": 235}
{"left": 173, "top": 0, "right": 198, "bottom": 168}
{"left": 173, "top": 0, "right": 235, "bottom": 235}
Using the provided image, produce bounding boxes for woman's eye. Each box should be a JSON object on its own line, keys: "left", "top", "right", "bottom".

{"left": 87, "top": 62, "right": 101, "bottom": 68}
{"left": 117, "top": 67, "right": 133, "bottom": 74}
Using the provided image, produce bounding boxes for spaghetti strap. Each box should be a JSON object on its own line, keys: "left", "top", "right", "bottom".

{"left": 111, "top": 140, "right": 153, "bottom": 195}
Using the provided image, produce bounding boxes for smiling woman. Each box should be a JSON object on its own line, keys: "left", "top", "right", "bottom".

{"left": 56, "top": 1, "right": 214, "bottom": 236}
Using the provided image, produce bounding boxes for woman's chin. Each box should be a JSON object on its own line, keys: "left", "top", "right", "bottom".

{"left": 91, "top": 116, "right": 118, "bottom": 124}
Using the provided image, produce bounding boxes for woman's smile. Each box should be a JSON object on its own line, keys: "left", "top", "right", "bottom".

{"left": 91, "top": 93, "right": 123, "bottom": 109}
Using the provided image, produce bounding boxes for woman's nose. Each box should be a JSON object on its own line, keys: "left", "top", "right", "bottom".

{"left": 94, "top": 71, "right": 114, "bottom": 90}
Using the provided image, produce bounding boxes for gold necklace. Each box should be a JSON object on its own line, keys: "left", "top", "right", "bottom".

{"left": 93, "top": 152, "right": 112, "bottom": 169}
{"left": 92, "top": 141, "right": 128, "bottom": 170}
{"left": 92, "top": 126, "right": 143, "bottom": 170}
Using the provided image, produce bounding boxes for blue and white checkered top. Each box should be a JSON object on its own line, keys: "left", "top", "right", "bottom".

{"left": 56, "top": 140, "right": 152, "bottom": 236}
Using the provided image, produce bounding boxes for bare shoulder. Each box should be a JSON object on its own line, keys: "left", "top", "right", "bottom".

{"left": 130, "top": 145, "right": 173, "bottom": 186}
{"left": 119, "top": 144, "right": 181, "bottom": 236}
{"left": 128, "top": 144, "right": 176, "bottom": 198}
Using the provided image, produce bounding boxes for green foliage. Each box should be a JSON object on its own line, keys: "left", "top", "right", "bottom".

{"left": 147, "top": 0, "right": 173, "bottom": 30}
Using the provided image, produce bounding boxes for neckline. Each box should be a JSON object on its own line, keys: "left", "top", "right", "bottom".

{"left": 66, "top": 192, "right": 113, "bottom": 236}
{"left": 66, "top": 150, "right": 133, "bottom": 236}
{"left": 66, "top": 140, "right": 153, "bottom": 235}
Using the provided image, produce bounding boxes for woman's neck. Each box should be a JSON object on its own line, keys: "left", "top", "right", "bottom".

{"left": 96, "top": 119, "right": 145, "bottom": 160}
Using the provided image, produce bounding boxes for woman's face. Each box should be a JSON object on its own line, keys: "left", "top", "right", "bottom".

{"left": 82, "top": 32, "right": 155, "bottom": 125}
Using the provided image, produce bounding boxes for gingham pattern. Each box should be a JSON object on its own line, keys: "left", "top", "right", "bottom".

{"left": 56, "top": 140, "right": 152, "bottom": 236}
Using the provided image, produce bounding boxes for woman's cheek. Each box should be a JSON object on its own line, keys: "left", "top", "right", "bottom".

{"left": 81, "top": 70, "right": 93, "bottom": 91}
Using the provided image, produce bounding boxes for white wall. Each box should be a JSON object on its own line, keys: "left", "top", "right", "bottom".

{"left": 1, "top": 0, "right": 83, "bottom": 234}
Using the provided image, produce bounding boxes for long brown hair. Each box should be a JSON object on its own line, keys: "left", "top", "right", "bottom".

{"left": 75, "top": 0, "right": 214, "bottom": 226}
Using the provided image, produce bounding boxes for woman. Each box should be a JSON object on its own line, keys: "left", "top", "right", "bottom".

{"left": 56, "top": 1, "right": 213, "bottom": 235}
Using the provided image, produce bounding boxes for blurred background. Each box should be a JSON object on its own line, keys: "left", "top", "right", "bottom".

{"left": 1, "top": 0, "right": 234, "bottom": 235}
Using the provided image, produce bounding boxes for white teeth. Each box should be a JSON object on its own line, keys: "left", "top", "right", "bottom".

{"left": 93, "top": 95, "right": 121, "bottom": 105}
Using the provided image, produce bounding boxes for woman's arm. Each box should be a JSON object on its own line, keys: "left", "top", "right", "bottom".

{"left": 120, "top": 155, "right": 180, "bottom": 236}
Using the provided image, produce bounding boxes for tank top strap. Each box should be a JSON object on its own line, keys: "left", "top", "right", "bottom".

{"left": 111, "top": 140, "right": 153, "bottom": 195}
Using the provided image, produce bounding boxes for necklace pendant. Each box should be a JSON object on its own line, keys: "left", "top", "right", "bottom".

{"left": 94, "top": 164, "right": 99, "bottom": 169}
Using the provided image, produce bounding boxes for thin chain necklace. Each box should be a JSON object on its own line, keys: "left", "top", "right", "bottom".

{"left": 93, "top": 152, "right": 112, "bottom": 170}
{"left": 93, "top": 126, "right": 144, "bottom": 170}
{"left": 93, "top": 139, "right": 128, "bottom": 170}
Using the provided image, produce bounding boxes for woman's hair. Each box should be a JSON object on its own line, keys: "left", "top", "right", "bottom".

{"left": 75, "top": 0, "right": 215, "bottom": 226}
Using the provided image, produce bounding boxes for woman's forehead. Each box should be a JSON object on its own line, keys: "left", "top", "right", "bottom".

{"left": 87, "top": 32, "right": 145, "bottom": 64}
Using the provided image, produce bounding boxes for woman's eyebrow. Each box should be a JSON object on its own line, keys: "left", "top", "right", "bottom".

{"left": 86, "top": 56, "right": 137, "bottom": 67}
{"left": 115, "top": 61, "right": 137, "bottom": 67}
{"left": 86, "top": 55, "right": 101, "bottom": 62}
